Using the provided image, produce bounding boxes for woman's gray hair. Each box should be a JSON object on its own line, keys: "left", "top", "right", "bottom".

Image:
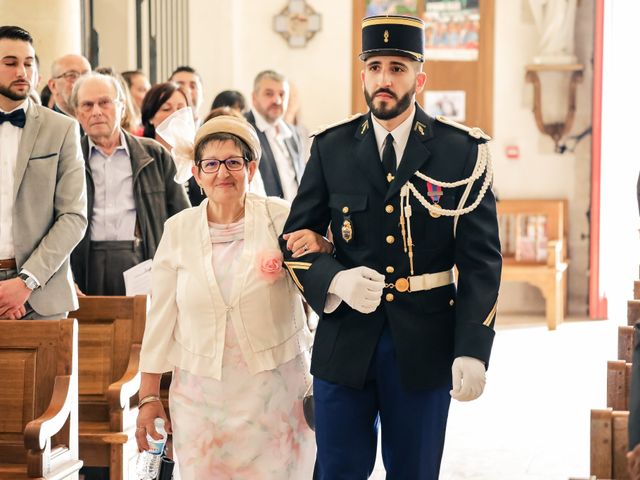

{"left": 69, "top": 72, "right": 125, "bottom": 113}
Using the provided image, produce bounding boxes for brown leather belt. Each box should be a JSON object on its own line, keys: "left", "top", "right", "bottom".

{"left": 0, "top": 258, "right": 16, "bottom": 270}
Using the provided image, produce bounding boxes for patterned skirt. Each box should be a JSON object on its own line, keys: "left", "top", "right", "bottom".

{"left": 169, "top": 319, "right": 315, "bottom": 479}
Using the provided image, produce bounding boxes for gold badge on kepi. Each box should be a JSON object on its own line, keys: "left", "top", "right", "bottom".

{"left": 341, "top": 219, "right": 353, "bottom": 243}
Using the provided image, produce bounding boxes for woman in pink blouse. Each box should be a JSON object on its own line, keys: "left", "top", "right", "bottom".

{"left": 135, "top": 115, "right": 329, "bottom": 479}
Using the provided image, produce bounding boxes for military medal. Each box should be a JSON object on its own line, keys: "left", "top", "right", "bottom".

{"left": 426, "top": 181, "right": 443, "bottom": 218}
{"left": 341, "top": 219, "right": 353, "bottom": 243}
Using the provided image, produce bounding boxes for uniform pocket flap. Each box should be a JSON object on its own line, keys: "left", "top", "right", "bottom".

{"left": 329, "top": 193, "right": 367, "bottom": 212}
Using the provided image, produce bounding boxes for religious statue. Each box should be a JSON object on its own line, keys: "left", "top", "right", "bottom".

{"left": 528, "top": 0, "right": 578, "bottom": 64}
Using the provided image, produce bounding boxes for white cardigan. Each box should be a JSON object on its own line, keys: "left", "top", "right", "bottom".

{"left": 139, "top": 193, "right": 313, "bottom": 379}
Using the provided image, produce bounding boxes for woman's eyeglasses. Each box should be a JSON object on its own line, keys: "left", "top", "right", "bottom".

{"left": 198, "top": 156, "right": 247, "bottom": 174}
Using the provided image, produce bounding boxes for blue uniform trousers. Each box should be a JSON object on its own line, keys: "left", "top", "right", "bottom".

{"left": 314, "top": 325, "right": 451, "bottom": 480}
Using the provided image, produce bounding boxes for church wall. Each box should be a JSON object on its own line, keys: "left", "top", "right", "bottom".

{"left": 189, "top": 0, "right": 353, "bottom": 130}
{"left": 492, "top": 0, "right": 592, "bottom": 316}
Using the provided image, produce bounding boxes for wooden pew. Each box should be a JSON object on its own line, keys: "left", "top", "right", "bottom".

{"left": 607, "top": 360, "right": 632, "bottom": 411}
{"left": 70, "top": 296, "right": 147, "bottom": 480}
{"left": 496, "top": 199, "right": 569, "bottom": 330}
{"left": 0, "top": 318, "right": 82, "bottom": 479}
{"left": 619, "top": 326, "right": 635, "bottom": 363}
{"left": 634, "top": 280, "right": 640, "bottom": 300}
{"left": 591, "top": 408, "right": 630, "bottom": 480}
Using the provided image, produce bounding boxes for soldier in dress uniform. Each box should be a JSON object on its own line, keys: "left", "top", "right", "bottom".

{"left": 280, "top": 14, "right": 502, "bottom": 480}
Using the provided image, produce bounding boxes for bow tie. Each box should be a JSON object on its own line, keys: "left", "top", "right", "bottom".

{"left": 0, "top": 109, "right": 26, "bottom": 128}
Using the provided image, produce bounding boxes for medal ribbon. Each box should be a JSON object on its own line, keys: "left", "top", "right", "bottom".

{"left": 426, "top": 181, "right": 443, "bottom": 203}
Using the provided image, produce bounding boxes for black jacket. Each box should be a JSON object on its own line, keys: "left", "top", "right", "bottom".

{"left": 279, "top": 105, "right": 502, "bottom": 391}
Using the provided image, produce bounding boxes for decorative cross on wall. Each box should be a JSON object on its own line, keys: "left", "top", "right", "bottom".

{"left": 273, "top": 0, "right": 322, "bottom": 48}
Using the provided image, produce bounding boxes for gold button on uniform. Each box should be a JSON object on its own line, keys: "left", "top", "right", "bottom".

{"left": 342, "top": 206, "right": 349, "bottom": 214}
{"left": 386, "top": 266, "right": 394, "bottom": 273}
{"left": 449, "top": 299, "right": 455, "bottom": 306}
{"left": 385, "top": 204, "right": 394, "bottom": 213}
{"left": 386, "top": 235, "right": 395, "bottom": 244}
{"left": 385, "top": 293, "right": 394, "bottom": 302}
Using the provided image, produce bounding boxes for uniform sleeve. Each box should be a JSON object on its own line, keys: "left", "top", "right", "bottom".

{"left": 453, "top": 141, "right": 502, "bottom": 367}
{"left": 139, "top": 219, "right": 179, "bottom": 373}
{"left": 279, "top": 137, "right": 345, "bottom": 314}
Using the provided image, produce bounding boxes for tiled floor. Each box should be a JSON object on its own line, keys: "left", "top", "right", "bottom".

{"left": 371, "top": 314, "right": 616, "bottom": 479}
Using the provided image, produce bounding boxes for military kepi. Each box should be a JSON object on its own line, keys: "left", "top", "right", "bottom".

{"left": 360, "top": 15, "right": 425, "bottom": 62}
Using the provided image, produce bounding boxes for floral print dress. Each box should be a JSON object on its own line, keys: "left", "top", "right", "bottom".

{"left": 169, "top": 219, "right": 315, "bottom": 479}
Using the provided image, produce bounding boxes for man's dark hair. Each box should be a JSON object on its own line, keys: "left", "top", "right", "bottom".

{"left": 211, "top": 90, "right": 246, "bottom": 112}
{"left": 0, "top": 26, "right": 33, "bottom": 44}
{"left": 169, "top": 65, "right": 201, "bottom": 81}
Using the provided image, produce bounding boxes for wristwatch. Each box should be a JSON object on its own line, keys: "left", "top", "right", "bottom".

{"left": 18, "top": 273, "right": 39, "bottom": 291}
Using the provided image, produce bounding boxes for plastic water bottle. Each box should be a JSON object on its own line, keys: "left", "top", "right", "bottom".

{"left": 135, "top": 417, "right": 168, "bottom": 480}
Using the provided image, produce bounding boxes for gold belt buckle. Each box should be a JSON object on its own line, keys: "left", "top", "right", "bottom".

{"left": 394, "top": 277, "right": 410, "bottom": 293}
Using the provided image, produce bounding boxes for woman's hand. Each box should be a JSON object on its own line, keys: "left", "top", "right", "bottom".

{"left": 135, "top": 399, "right": 172, "bottom": 452}
{"left": 283, "top": 229, "right": 334, "bottom": 258}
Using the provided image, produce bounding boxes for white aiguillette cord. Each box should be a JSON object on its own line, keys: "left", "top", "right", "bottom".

{"left": 399, "top": 143, "right": 493, "bottom": 271}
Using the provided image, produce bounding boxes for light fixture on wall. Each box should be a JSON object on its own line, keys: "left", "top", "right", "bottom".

{"left": 525, "top": 63, "right": 584, "bottom": 153}
{"left": 273, "top": 0, "right": 322, "bottom": 48}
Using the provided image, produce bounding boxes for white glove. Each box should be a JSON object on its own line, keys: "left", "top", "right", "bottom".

{"left": 450, "top": 356, "right": 486, "bottom": 401}
{"left": 328, "top": 266, "right": 385, "bottom": 314}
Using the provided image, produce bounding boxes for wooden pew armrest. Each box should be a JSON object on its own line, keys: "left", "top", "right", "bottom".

{"left": 546, "top": 239, "right": 563, "bottom": 267}
{"left": 24, "top": 375, "right": 73, "bottom": 451}
{"left": 107, "top": 343, "right": 141, "bottom": 411}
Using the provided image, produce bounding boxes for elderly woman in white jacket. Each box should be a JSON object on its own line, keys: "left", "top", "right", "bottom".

{"left": 135, "top": 115, "right": 330, "bottom": 479}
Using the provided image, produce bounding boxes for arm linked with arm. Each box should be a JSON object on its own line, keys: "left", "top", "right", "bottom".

{"left": 278, "top": 138, "right": 346, "bottom": 314}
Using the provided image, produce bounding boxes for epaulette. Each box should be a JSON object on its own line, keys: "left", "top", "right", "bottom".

{"left": 435, "top": 115, "right": 491, "bottom": 141}
{"left": 310, "top": 113, "right": 364, "bottom": 137}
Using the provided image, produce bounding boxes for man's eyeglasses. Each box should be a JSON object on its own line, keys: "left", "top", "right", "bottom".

{"left": 53, "top": 70, "right": 86, "bottom": 82}
{"left": 198, "top": 156, "right": 247, "bottom": 174}
{"left": 77, "top": 98, "right": 120, "bottom": 113}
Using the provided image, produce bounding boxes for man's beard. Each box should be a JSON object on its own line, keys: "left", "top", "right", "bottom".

{"left": 0, "top": 83, "right": 30, "bottom": 102}
{"left": 364, "top": 86, "right": 413, "bottom": 120}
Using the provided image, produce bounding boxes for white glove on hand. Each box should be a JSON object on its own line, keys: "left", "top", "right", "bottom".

{"left": 328, "top": 266, "right": 385, "bottom": 314}
{"left": 450, "top": 356, "right": 486, "bottom": 402}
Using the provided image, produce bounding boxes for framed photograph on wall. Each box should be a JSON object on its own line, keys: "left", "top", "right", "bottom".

{"left": 364, "top": 0, "right": 419, "bottom": 16}
{"left": 424, "top": 0, "right": 480, "bottom": 61}
{"left": 424, "top": 90, "right": 466, "bottom": 122}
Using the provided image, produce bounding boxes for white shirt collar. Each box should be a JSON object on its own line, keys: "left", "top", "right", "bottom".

{"left": 371, "top": 104, "right": 415, "bottom": 157}
{"left": 251, "top": 107, "right": 292, "bottom": 139}
{"left": 0, "top": 99, "right": 29, "bottom": 115}
{"left": 88, "top": 130, "right": 130, "bottom": 157}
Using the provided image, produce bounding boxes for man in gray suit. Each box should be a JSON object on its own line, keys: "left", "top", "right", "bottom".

{"left": 246, "top": 70, "right": 304, "bottom": 201}
{"left": 0, "top": 25, "right": 87, "bottom": 319}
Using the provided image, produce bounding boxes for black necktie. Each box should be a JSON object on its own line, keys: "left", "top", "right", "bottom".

{"left": 382, "top": 133, "right": 396, "bottom": 183}
{"left": 0, "top": 109, "right": 26, "bottom": 128}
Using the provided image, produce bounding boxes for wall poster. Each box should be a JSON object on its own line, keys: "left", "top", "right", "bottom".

{"left": 424, "top": 0, "right": 480, "bottom": 61}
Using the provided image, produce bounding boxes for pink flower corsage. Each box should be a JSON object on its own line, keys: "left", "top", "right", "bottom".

{"left": 257, "top": 249, "right": 285, "bottom": 284}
